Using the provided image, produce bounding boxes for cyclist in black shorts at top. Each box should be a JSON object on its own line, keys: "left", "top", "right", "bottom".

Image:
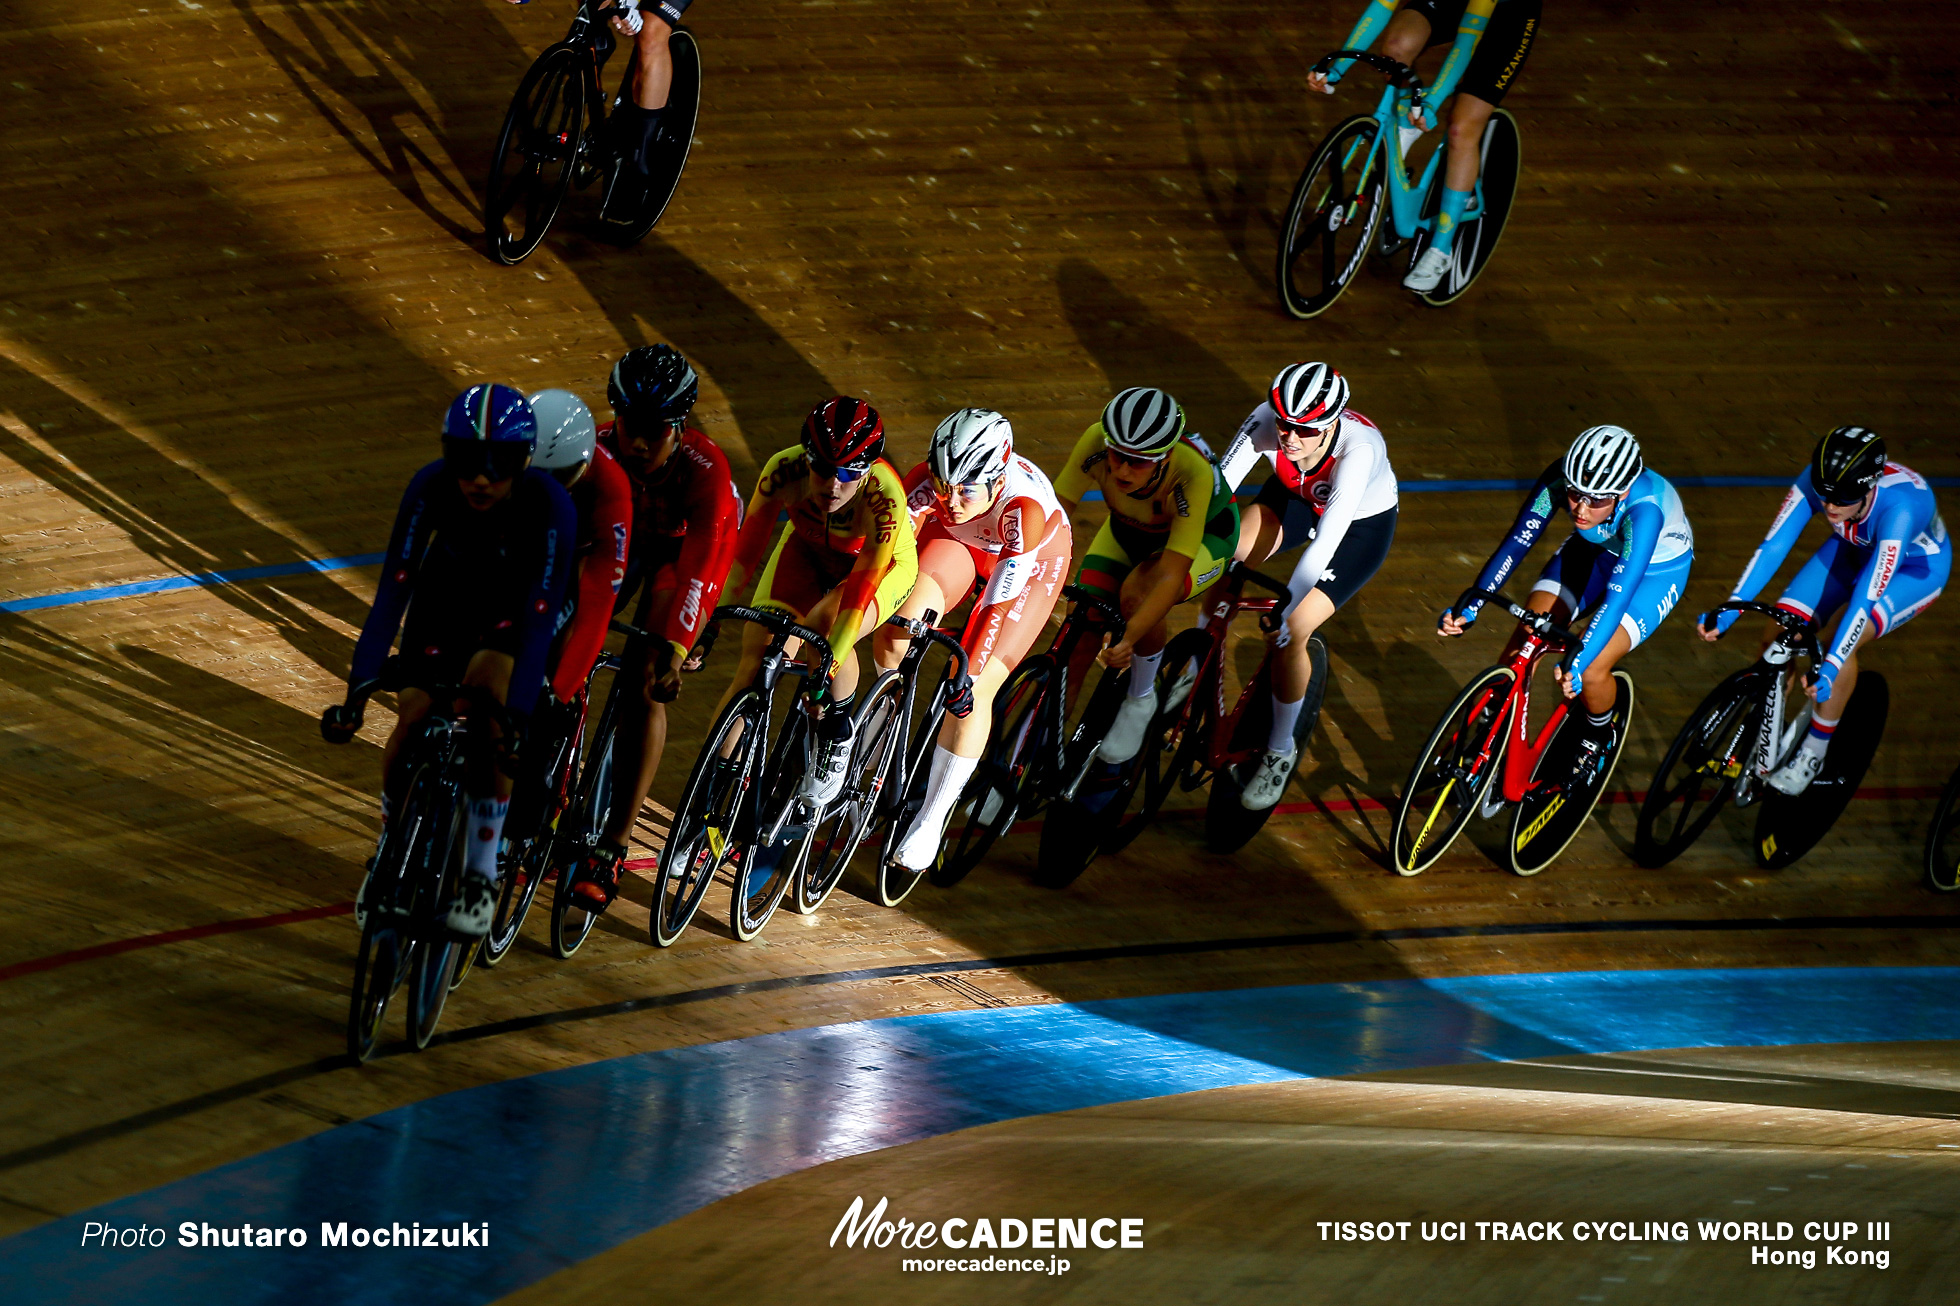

{"left": 1309, "top": 0, "right": 1540, "bottom": 294}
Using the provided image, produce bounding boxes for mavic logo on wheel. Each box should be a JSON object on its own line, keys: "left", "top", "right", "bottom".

{"left": 1516, "top": 795, "right": 1564, "bottom": 848}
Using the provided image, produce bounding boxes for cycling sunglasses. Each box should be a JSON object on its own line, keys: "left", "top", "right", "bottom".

{"left": 1817, "top": 483, "right": 1872, "bottom": 508}
{"left": 622, "top": 409, "right": 682, "bottom": 444}
{"left": 1104, "top": 447, "right": 1168, "bottom": 471}
{"left": 1565, "top": 488, "right": 1620, "bottom": 510}
{"left": 1275, "top": 416, "right": 1339, "bottom": 440}
{"left": 443, "top": 439, "right": 531, "bottom": 484}
{"left": 809, "top": 457, "right": 868, "bottom": 483}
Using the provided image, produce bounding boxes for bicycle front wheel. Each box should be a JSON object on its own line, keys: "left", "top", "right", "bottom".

{"left": 939, "top": 655, "right": 1052, "bottom": 887}
{"left": 486, "top": 46, "right": 587, "bottom": 265}
{"left": 653, "top": 690, "right": 763, "bottom": 946}
{"left": 1926, "top": 763, "right": 1960, "bottom": 892}
{"left": 798, "top": 672, "right": 907, "bottom": 914}
{"left": 1392, "top": 664, "right": 1516, "bottom": 875}
{"left": 1633, "top": 671, "right": 1756, "bottom": 868}
{"left": 731, "top": 710, "right": 807, "bottom": 941}
{"left": 549, "top": 700, "right": 619, "bottom": 960}
{"left": 1277, "top": 115, "right": 1386, "bottom": 319}
{"left": 346, "top": 924, "right": 405, "bottom": 1064}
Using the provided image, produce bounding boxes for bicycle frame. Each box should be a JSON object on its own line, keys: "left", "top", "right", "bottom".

{"left": 692, "top": 605, "right": 835, "bottom": 846}
{"left": 1707, "top": 601, "right": 1822, "bottom": 800}
{"left": 1318, "top": 48, "right": 1474, "bottom": 244}
{"left": 1451, "top": 589, "right": 1582, "bottom": 807}
{"left": 1181, "top": 565, "right": 1289, "bottom": 779}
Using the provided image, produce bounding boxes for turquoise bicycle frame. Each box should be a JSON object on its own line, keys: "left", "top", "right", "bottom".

{"left": 1353, "top": 79, "right": 1483, "bottom": 242}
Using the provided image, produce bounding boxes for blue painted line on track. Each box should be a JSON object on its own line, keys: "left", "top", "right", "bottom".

{"left": 3, "top": 478, "right": 1954, "bottom": 617}
{"left": 2, "top": 965, "right": 1955, "bottom": 1305}
{"left": 0, "top": 554, "right": 387, "bottom": 615}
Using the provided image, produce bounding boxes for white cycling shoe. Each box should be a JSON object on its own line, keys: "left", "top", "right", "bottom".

{"left": 1240, "top": 743, "right": 1299, "bottom": 811}
{"left": 798, "top": 731, "right": 855, "bottom": 810}
{"left": 445, "top": 870, "right": 497, "bottom": 938}
{"left": 1097, "top": 687, "right": 1159, "bottom": 765}
{"left": 1403, "top": 247, "right": 1451, "bottom": 294}
{"left": 1769, "top": 747, "right": 1826, "bottom": 796}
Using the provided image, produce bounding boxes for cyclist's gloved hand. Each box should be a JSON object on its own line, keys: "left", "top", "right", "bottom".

{"left": 1811, "top": 661, "right": 1838, "bottom": 705}
{"left": 320, "top": 702, "right": 362, "bottom": 744}
{"left": 608, "top": 0, "right": 644, "bottom": 36}
{"left": 1259, "top": 603, "right": 1294, "bottom": 647}
{"left": 1707, "top": 607, "right": 1741, "bottom": 637}
{"left": 945, "top": 675, "right": 975, "bottom": 719}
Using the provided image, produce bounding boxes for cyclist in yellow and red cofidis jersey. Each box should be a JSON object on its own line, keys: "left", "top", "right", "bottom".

{"left": 716, "top": 397, "right": 919, "bottom": 807}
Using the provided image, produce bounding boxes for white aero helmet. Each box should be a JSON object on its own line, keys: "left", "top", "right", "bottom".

{"left": 1563, "top": 424, "right": 1643, "bottom": 498}
{"left": 528, "top": 389, "right": 598, "bottom": 482}
{"left": 928, "top": 408, "right": 1014, "bottom": 485}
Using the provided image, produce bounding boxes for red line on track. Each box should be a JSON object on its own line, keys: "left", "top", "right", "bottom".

{"left": 1, "top": 785, "right": 1945, "bottom": 985}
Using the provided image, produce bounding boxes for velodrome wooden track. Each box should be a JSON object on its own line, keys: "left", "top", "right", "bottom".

{"left": 2, "top": 0, "right": 1959, "bottom": 1299}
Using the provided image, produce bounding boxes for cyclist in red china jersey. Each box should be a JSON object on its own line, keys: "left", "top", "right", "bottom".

{"left": 569, "top": 345, "right": 741, "bottom": 907}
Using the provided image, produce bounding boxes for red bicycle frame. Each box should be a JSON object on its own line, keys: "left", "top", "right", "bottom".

{"left": 1180, "top": 565, "right": 1291, "bottom": 778}
{"left": 1459, "top": 593, "right": 1583, "bottom": 804}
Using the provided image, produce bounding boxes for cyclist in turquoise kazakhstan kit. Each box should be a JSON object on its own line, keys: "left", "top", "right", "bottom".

{"left": 1440, "top": 426, "right": 1694, "bottom": 786}
{"left": 1699, "top": 426, "right": 1949, "bottom": 796}
{"left": 1309, "top": 0, "right": 1541, "bottom": 294}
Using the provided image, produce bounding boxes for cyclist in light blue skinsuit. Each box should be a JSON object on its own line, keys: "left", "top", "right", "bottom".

{"left": 1440, "top": 425, "right": 1694, "bottom": 788}
{"left": 1699, "top": 425, "right": 1949, "bottom": 795}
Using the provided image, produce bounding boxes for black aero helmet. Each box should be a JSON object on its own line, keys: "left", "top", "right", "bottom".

{"left": 607, "top": 344, "right": 699, "bottom": 426}
{"left": 1809, "top": 425, "right": 1886, "bottom": 506}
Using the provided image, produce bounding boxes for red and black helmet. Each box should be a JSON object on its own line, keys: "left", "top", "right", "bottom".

{"left": 801, "top": 396, "right": 885, "bottom": 472}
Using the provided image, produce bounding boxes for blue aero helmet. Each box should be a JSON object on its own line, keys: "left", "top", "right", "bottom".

{"left": 443, "top": 383, "right": 537, "bottom": 483}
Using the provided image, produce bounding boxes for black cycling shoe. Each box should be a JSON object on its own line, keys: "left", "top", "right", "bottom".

{"left": 1567, "top": 723, "right": 1620, "bottom": 791}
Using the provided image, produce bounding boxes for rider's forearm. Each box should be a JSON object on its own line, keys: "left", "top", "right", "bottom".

{"left": 1332, "top": 0, "right": 1400, "bottom": 82}
{"left": 1725, "top": 479, "right": 1815, "bottom": 610}
{"left": 1425, "top": 0, "right": 1499, "bottom": 105}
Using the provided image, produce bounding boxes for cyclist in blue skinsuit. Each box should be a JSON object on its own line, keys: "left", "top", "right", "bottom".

{"left": 1440, "top": 425, "right": 1694, "bottom": 786}
{"left": 345, "top": 384, "right": 578, "bottom": 937}
{"left": 1698, "top": 426, "right": 1949, "bottom": 795}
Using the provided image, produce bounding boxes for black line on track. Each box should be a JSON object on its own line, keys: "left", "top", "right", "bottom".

{"left": 7, "top": 913, "right": 1959, "bottom": 1177}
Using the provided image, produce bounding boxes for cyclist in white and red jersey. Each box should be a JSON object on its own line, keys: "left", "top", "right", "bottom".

{"left": 879, "top": 409, "right": 1072, "bottom": 872}
{"left": 1220, "top": 362, "right": 1399, "bottom": 809}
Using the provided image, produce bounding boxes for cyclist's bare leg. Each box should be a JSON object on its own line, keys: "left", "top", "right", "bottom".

{"left": 876, "top": 568, "right": 950, "bottom": 676}
{"left": 600, "top": 623, "right": 679, "bottom": 847}
{"left": 1444, "top": 93, "right": 1497, "bottom": 193}
{"left": 1273, "top": 589, "right": 1337, "bottom": 702}
{"left": 1234, "top": 502, "right": 1283, "bottom": 565}
{"left": 1504, "top": 588, "right": 1573, "bottom": 662}
{"left": 629, "top": 12, "right": 675, "bottom": 111}
{"left": 938, "top": 657, "right": 1013, "bottom": 756}
{"left": 711, "top": 621, "right": 777, "bottom": 756}
{"left": 1563, "top": 625, "right": 1632, "bottom": 717}
{"left": 1111, "top": 550, "right": 1186, "bottom": 662}
{"left": 1816, "top": 624, "right": 1874, "bottom": 721}
{"left": 459, "top": 650, "right": 518, "bottom": 802}
{"left": 1377, "top": 9, "right": 1432, "bottom": 67}
{"left": 795, "top": 584, "right": 880, "bottom": 702}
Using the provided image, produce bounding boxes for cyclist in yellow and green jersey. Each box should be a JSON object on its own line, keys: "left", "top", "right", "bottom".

{"left": 1053, "top": 387, "right": 1241, "bottom": 766}
{"left": 1309, "top": 0, "right": 1540, "bottom": 293}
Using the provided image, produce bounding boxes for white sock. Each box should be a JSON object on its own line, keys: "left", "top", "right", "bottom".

{"left": 467, "top": 796, "right": 508, "bottom": 881}
{"left": 906, "top": 746, "right": 980, "bottom": 849}
{"left": 1800, "top": 714, "right": 1839, "bottom": 760}
{"left": 1268, "top": 692, "right": 1304, "bottom": 752}
{"left": 1194, "top": 609, "right": 1212, "bottom": 631}
{"left": 1126, "top": 648, "right": 1164, "bottom": 698}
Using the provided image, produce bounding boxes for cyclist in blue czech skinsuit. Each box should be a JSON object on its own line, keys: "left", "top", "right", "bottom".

{"left": 1698, "top": 425, "right": 1948, "bottom": 795}
{"left": 1440, "top": 425, "right": 1694, "bottom": 787}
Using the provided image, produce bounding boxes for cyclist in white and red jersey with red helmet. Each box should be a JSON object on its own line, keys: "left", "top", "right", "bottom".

{"left": 878, "top": 409, "right": 1072, "bottom": 873}
{"left": 570, "top": 344, "right": 742, "bottom": 908}
{"left": 1219, "top": 362, "right": 1400, "bottom": 810}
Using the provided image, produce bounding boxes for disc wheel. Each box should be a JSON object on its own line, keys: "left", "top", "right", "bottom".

{"left": 939, "top": 656, "right": 1053, "bottom": 887}
{"left": 1926, "top": 763, "right": 1960, "bottom": 893}
{"left": 599, "top": 30, "right": 702, "bottom": 243}
{"left": 1034, "top": 674, "right": 1135, "bottom": 889}
{"left": 1510, "top": 671, "right": 1635, "bottom": 876}
{"left": 652, "top": 691, "right": 762, "bottom": 946}
{"left": 1277, "top": 114, "right": 1386, "bottom": 319}
{"left": 1632, "top": 670, "right": 1758, "bottom": 869}
{"left": 1410, "top": 108, "right": 1521, "bottom": 306}
{"left": 1392, "top": 664, "right": 1516, "bottom": 875}
{"left": 797, "top": 673, "right": 906, "bottom": 914}
{"left": 1755, "top": 672, "right": 1889, "bottom": 869}
{"left": 1206, "top": 637, "right": 1329, "bottom": 854}
{"left": 486, "top": 46, "right": 587, "bottom": 265}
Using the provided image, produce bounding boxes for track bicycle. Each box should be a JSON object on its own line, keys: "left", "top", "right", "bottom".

{"left": 792, "top": 612, "right": 972, "bottom": 914}
{"left": 648, "top": 605, "right": 836, "bottom": 946}
{"left": 1277, "top": 50, "right": 1521, "bottom": 318}
{"left": 934, "top": 586, "right": 1126, "bottom": 887}
{"left": 1637, "top": 601, "right": 1889, "bottom": 871}
{"left": 485, "top": 0, "right": 702, "bottom": 264}
{"left": 1392, "top": 587, "right": 1634, "bottom": 877}
{"left": 1926, "top": 762, "right": 1960, "bottom": 892}
{"left": 1147, "top": 563, "right": 1331, "bottom": 855}
{"left": 322, "top": 675, "right": 517, "bottom": 1061}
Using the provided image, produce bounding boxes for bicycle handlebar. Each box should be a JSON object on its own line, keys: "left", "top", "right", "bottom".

{"left": 1456, "top": 586, "right": 1581, "bottom": 649}
{"left": 1699, "top": 599, "right": 1823, "bottom": 663}
{"left": 1229, "top": 562, "right": 1293, "bottom": 603}
{"left": 883, "top": 610, "right": 973, "bottom": 687}
{"left": 1061, "top": 584, "right": 1124, "bottom": 629}
{"left": 322, "top": 678, "right": 519, "bottom": 770}
{"left": 1311, "top": 49, "right": 1428, "bottom": 103}
{"left": 695, "top": 604, "right": 836, "bottom": 685}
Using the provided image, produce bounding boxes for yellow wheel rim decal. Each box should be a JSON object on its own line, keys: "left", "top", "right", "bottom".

{"left": 1406, "top": 775, "right": 1457, "bottom": 865}
{"left": 1516, "top": 793, "right": 1565, "bottom": 849}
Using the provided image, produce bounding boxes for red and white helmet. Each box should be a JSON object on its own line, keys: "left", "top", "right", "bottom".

{"left": 1270, "top": 361, "right": 1349, "bottom": 428}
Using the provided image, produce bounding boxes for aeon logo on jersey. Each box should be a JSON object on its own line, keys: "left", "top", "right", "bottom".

{"left": 678, "top": 578, "right": 707, "bottom": 633}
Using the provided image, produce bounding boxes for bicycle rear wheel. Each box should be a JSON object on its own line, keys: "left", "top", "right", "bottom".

{"left": 798, "top": 672, "right": 907, "bottom": 914}
{"left": 1632, "top": 671, "right": 1757, "bottom": 868}
{"left": 1510, "top": 671, "right": 1635, "bottom": 876}
{"left": 1412, "top": 108, "right": 1521, "bottom": 306}
{"left": 1392, "top": 664, "right": 1516, "bottom": 875}
{"left": 1277, "top": 115, "right": 1386, "bottom": 319}
{"left": 939, "top": 655, "right": 1052, "bottom": 887}
{"left": 1755, "top": 672, "right": 1888, "bottom": 869}
{"left": 486, "top": 46, "right": 587, "bottom": 265}
{"left": 1926, "top": 763, "right": 1960, "bottom": 893}
{"left": 1206, "top": 636, "right": 1330, "bottom": 854}
{"left": 731, "top": 710, "right": 807, "bottom": 941}
{"left": 549, "top": 694, "right": 619, "bottom": 960}
{"left": 652, "top": 690, "right": 762, "bottom": 946}
{"left": 600, "top": 29, "right": 702, "bottom": 243}
{"left": 1121, "top": 629, "right": 1213, "bottom": 848}
{"left": 1035, "top": 672, "right": 1133, "bottom": 889}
